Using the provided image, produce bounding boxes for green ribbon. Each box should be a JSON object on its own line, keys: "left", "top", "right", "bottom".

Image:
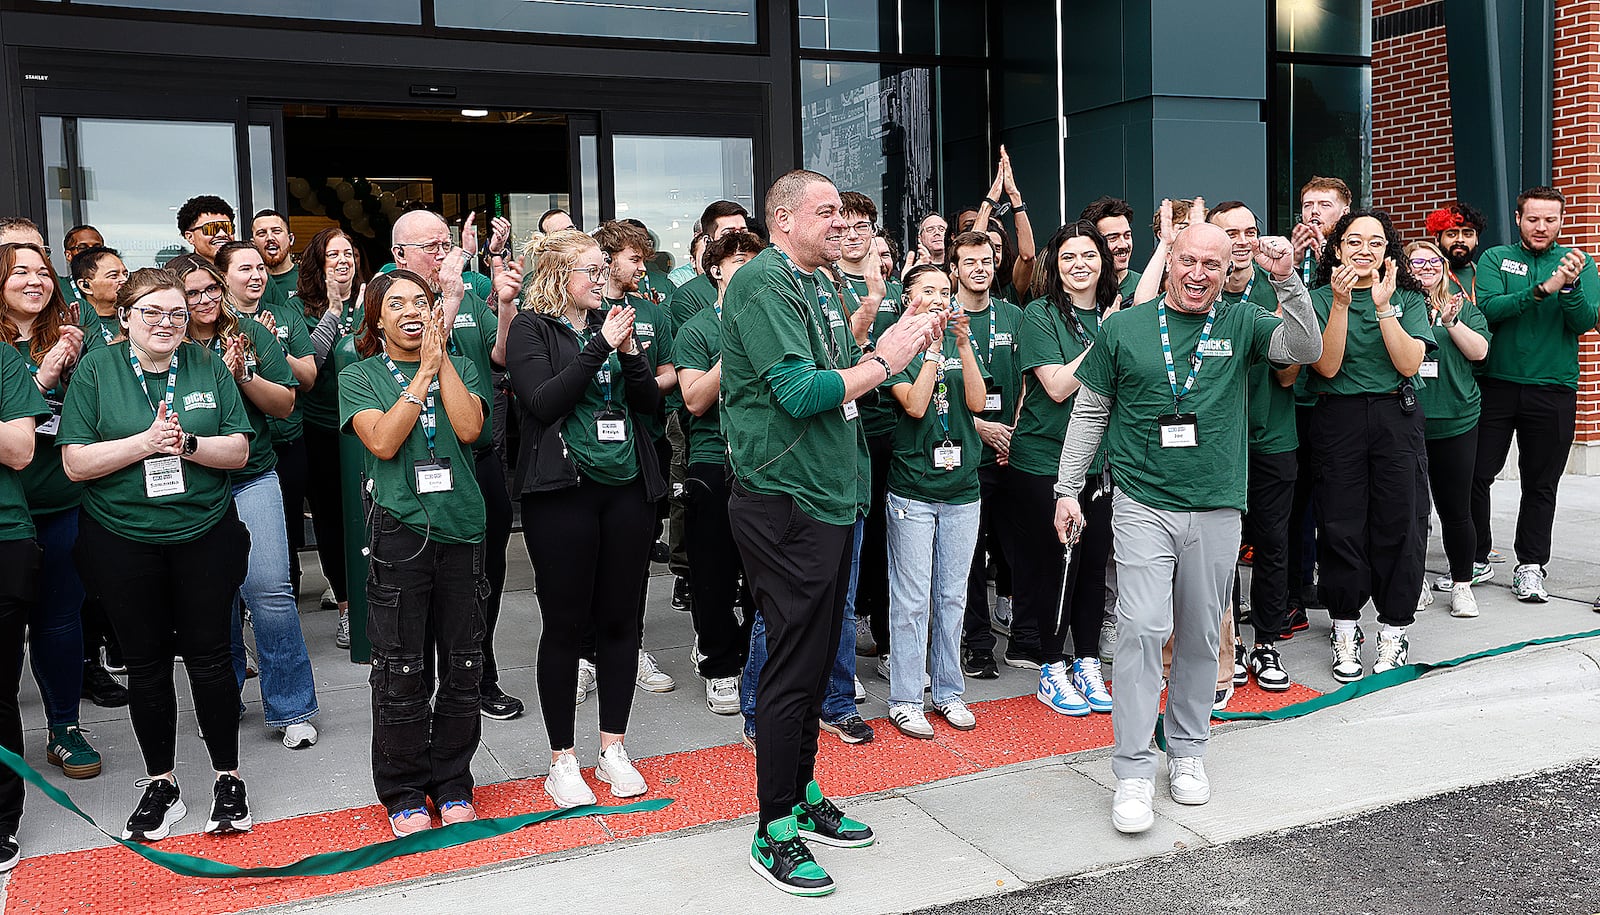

{"left": 1156, "top": 627, "right": 1600, "bottom": 751}
{"left": 0, "top": 743, "right": 672, "bottom": 879}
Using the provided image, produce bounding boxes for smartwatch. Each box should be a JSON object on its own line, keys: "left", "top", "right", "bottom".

{"left": 182, "top": 433, "right": 198, "bottom": 456}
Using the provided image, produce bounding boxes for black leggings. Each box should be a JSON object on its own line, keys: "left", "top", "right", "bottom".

{"left": 522, "top": 477, "right": 654, "bottom": 749}
{"left": 76, "top": 510, "right": 249, "bottom": 775}
{"left": 684, "top": 462, "right": 752, "bottom": 679}
{"left": 1009, "top": 470, "right": 1110, "bottom": 663}
{"left": 0, "top": 538, "right": 41, "bottom": 836}
{"left": 474, "top": 447, "right": 513, "bottom": 690}
{"left": 304, "top": 424, "right": 348, "bottom": 603}
{"left": 1425, "top": 426, "right": 1479, "bottom": 583}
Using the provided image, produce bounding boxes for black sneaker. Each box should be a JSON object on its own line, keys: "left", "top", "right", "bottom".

{"left": 123, "top": 778, "right": 186, "bottom": 842}
{"left": 749, "top": 815, "right": 834, "bottom": 897}
{"left": 0, "top": 834, "right": 17, "bottom": 873}
{"left": 1231, "top": 642, "right": 1248, "bottom": 686}
{"left": 962, "top": 648, "right": 999, "bottom": 680}
{"left": 793, "top": 781, "right": 874, "bottom": 848}
{"left": 479, "top": 685, "right": 525, "bottom": 720}
{"left": 650, "top": 539, "right": 670, "bottom": 564}
{"left": 819, "top": 715, "right": 874, "bottom": 744}
{"left": 205, "top": 774, "right": 253, "bottom": 834}
{"left": 82, "top": 663, "right": 129, "bottom": 708}
{"left": 1249, "top": 645, "right": 1291, "bottom": 692}
{"left": 671, "top": 576, "right": 692, "bottom": 612}
{"left": 1003, "top": 643, "right": 1043, "bottom": 671}
{"left": 1286, "top": 605, "right": 1311, "bottom": 634}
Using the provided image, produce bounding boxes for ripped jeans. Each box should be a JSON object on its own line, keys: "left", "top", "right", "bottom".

{"left": 365, "top": 508, "right": 487, "bottom": 816}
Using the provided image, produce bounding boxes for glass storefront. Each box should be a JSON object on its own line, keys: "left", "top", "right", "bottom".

{"left": 74, "top": 0, "right": 418, "bottom": 23}
{"left": 1271, "top": 0, "right": 1372, "bottom": 230}
{"left": 612, "top": 135, "right": 754, "bottom": 273}
{"left": 436, "top": 0, "right": 757, "bottom": 43}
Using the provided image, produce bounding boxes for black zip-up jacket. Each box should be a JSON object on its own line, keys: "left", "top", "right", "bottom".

{"left": 505, "top": 309, "right": 665, "bottom": 500}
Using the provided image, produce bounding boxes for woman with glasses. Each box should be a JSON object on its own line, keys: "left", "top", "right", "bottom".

{"left": 60, "top": 267, "right": 253, "bottom": 842}
{"left": 507, "top": 229, "right": 664, "bottom": 808}
{"left": 1405, "top": 240, "right": 1492, "bottom": 618}
{"left": 70, "top": 246, "right": 128, "bottom": 349}
{"left": 294, "top": 228, "right": 368, "bottom": 647}
{"left": 0, "top": 242, "right": 103, "bottom": 781}
{"left": 341, "top": 270, "right": 488, "bottom": 836}
{"left": 171, "top": 254, "right": 320, "bottom": 750}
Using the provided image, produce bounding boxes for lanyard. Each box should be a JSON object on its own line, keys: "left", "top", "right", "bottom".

{"left": 964, "top": 303, "right": 998, "bottom": 366}
{"left": 1225, "top": 273, "right": 1255, "bottom": 308}
{"left": 1447, "top": 269, "right": 1474, "bottom": 304}
{"left": 775, "top": 247, "right": 842, "bottom": 369}
{"left": 382, "top": 353, "right": 439, "bottom": 456}
{"left": 561, "top": 313, "right": 619, "bottom": 408}
{"left": 1300, "top": 249, "right": 1317, "bottom": 285}
{"left": 94, "top": 316, "right": 115, "bottom": 345}
{"left": 1157, "top": 299, "right": 1216, "bottom": 407}
{"left": 930, "top": 344, "right": 952, "bottom": 444}
{"left": 128, "top": 346, "right": 179, "bottom": 419}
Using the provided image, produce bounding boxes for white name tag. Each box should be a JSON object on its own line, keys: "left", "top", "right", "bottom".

{"left": 1158, "top": 413, "right": 1199, "bottom": 449}
{"left": 984, "top": 393, "right": 1003, "bottom": 412}
{"left": 415, "top": 460, "right": 454, "bottom": 493}
{"left": 842, "top": 400, "right": 859, "bottom": 421}
{"left": 36, "top": 413, "right": 60, "bottom": 436}
{"left": 1197, "top": 339, "right": 1233, "bottom": 357}
{"left": 1418, "top": 360, "right": 1440, "bottom": 379}
{"left": 144, "top": 455, "right": 186, "bottom": 497}
{"left": 597, "top": 417, "right": 628, "bottom": 442}
{"left": 933, "top": 445, "right": 962, "bottom": 470}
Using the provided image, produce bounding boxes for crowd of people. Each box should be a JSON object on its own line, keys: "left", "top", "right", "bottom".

{"left": 0, "top": 154, "right": 1594, "bottom": 895}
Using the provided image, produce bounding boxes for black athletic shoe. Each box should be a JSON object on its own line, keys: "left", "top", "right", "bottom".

{"left": 123, "top": 778, "right": 186, "bottom": 842}
{"left": 793, "top": 782, "right": 874, "bottom": 848}
{"left": 650, "top": 539, "right": 670, "bottom": 564}
{"left": 82, "top": 663, "right": 129, "bottom": 708}
{"left": 0, "top": 834, "right": 18, "bottom": 873}
{"left": 1286, "top": 605, "right": 1311, "bottom": 634}
{"left": 205, "top": 774, "right": 253, "bottom": 834}
{"left": 749, "top": 816, "right": 834, "bottom": 896}
{"left": 479, "top": 685, "right": 525, "bottom": 720}
{"left": 819, "top": 715, "right": 874, "bottom": 744}
{"left": 671, "top": 576, "right": 692, "bottom": 612}
{"left": 1003, "top": 643, "right": 1044, "bottom": 671}
{"left": 962, "top": 649, "right": 999, "bottom": 680}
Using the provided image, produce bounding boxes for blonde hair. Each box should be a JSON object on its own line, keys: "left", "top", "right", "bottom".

{"left": 520, "top": 229, "right": 599, "bottom": 317}
{"left": 167, "top": 253, "right": 252, "bottom": 357}
{"left": 1403, "top": 240, "right": 1453, "bottom": 313}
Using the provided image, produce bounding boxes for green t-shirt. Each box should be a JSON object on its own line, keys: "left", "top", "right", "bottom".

{"left": 293, "top": 294, "right": 363, "bottom": 431}
{"left": 57, "top": 276, "right": 82, "bottom": 308}
{"left": 338, "top": 355, "right": 485, "bottom": 544}
{"left": 840, "top": 272, "right": 904, "bottom": 439}
{"left": 0, "top": 344, "right": 52, "bottom": 540}
{"left": 556, "top": 322, "right": 640, "bottom": 486}
{"left": 1307, "top": 287, "right": 1434, "bottom": 396}
{"left": 668, "top": 274, "right": 719, "bottom": 331}
{"left": 446, "top": 291, "right": 500, "bottom": 452}
{"left": 58, "top": 341, "right": 254, "bottom": 544}
{"left": 1417, "top": 299, "right": 1492, "bottom": 440}
{"left": 721, "top": 247, "right": 867, "bottom": 526}
{"left": 79, "top": 307, "right": 122, "bottom": 349}
{"left": 603, "top": 293, "right": 673, "bottom": 442}
{"left": 884, "top": 334, "right": 986, "bottom": 504}
{"left": 265, "top": 266, "right": 300, "bottom": 305}
{"left": 673, "top": 305, "right": 728, "bottom": 466}
{"left": 11, "top": 341, "right": 83, "bottom": 516}
{"left": 251, "top": 299, "right": 315, "bottom": 443}
{"left": 1011, "top": 298, "right": 1103, "bottom": 477}
{"left": 1447, "top": 262, "right": 1475, "bottom": 300}
{"left": 193, "top": 319, "right": 297, "bottom": 482}
{"left": 1473, "top": 242, "right": 1600, "bottom": 389}
{"left": 1076, "top": 296, "right": 1282, "bottom": 513}
{"left": 960, "top": 297, "right": 1024, "bottom": 465}
{"left": 1222, "top": 267, "right": 1298, "bottom": 455}
{"left": 1118, "top": 269, "right": 1142, "bottom": 305}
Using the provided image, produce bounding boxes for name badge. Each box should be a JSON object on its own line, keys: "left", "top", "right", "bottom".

{"left": 842, "top": 400, "right": 859, "bottom": 421}
{"left": 1418, "top": 360, "right": 1440, "bottom": 379}
{"left": 933, "top": 444, "right": 962, "bottom": 470}
{"left": 144, "top": 455, "right": 186, "bottom": 497}
{"left": 414, "top": 457, "right": 454, "bottom": 493}
{"left": 595, "top": 410, "right": 628, "bottom": 442}
{"left": 1158, "top": 413, "right": 1199, "bottom": 449}
{"left": 984, "top": 388, "right": 1003, "bottom": 413}
{"left": 37, "top": 402, "right": 61, "bottom": 436}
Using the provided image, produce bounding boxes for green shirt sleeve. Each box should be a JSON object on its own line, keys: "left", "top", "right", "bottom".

{"left": 0, "top": 345, "right": 50, "bottom": 423}
{"left": 1075, "top": 315, "right": 1117, "bottom": 400}
{"left": 766, "top": 355, "right": 846, "bottom": 418}
{"left": 55, "top": 355, "right": 101, "bottom": 446}
{"left": 1560, "top": 257, "right": 1600, "bottom": 335}
{"left": 1475, "top": 248, "right": 1541, "bottom": 324}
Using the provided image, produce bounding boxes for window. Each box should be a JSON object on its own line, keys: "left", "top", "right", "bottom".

{"left": 611, "top": 136, "right": 754, "bottom": 273}
{"left": 436, "top": 0, "right": 757, "bottom": 44}
{"left": 1276, "top": 0, "right": 1372, "bottom": 56}
{"left": 1270, "top": 0, "right": 1372, "bottom": 231}
{"left": 800, "top": 0, "right": 987, "bottom": 55}
{"left": 73, "top": 0, "right": 419, "bottom": 23}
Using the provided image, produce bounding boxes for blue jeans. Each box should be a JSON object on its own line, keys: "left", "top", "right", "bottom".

{"left": 230, "top": 471, "right": 319, "bottom": 727}
{"left": 31, "top": 510, "right": 85, "bottom": 726}
{"left": 886, "top": 493, "right": 981, "bottom": 706}
{"left": 742, "top": 516, "right": 863, "bottom": 734}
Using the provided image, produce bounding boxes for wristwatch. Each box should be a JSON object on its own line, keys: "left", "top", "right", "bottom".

{"left": 182, "top": 433, "right": 198, "bottom": 456}
{"left": 868, "top": 355, "right": 892, "bottom": 378}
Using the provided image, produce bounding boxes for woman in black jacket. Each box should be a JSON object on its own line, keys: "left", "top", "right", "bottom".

{"left": 505, "top": 229, "right": 664, "bottom": 809}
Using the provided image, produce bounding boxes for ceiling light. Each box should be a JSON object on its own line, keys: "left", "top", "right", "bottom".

{"left": 461, "top": 109, "right": 489, "bottom": 118}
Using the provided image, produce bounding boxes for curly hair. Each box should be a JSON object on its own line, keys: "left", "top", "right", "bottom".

{"left": 0, "top": 242, "right": 71, "bottom": 363}
{"left": 1315, "top": 209, "right": 1424, "bottom": 294}
{"left": 520, "top": 229, "right": 601, "bottom": 317}
{"left": 296, "top": 227, "right": 368, "bottom": 320}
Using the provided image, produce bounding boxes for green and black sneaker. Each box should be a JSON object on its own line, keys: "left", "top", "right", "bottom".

{"left": 749, "top": 815, "right": 835, "bottom": 897}
{"left": 794, "top": 780, "right": 874, "bottom": 848}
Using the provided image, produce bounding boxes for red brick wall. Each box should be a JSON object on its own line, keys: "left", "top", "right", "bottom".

{"left": 1553, "top": 0, "right": 1600, "bottom": 445}
{"left": 1370, "top": 0, "right": 1456, "bottom": 241}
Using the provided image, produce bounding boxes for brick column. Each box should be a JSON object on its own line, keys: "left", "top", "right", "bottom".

{"left": 1553, "top": 0, "right": 1600, "bottom": 451}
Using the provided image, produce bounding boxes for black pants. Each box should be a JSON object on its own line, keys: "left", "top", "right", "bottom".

{"left": 1009, "top": 470, "right": 1109, "bottom": 663}
{"left": 667, "top": 412, "right": 691, "bottom": 579}
{"left": 684, "top": 462, "right": 752, "bottom": 679}
{"left": 963, "top": 463, "right": 1013, "bottom": 656}
{"left": 76, "top": 510, "right": 249, "bottom": 776}
{"left": 1311, "top": 395, "right": 1429, "bottom": 627}
{"left": 303, "top": 425, "right": 348, "bottom": 603}
{"left": 273, "top": 436, "right": 309, "bottom": 599}
{"left": 1245, "top": 449, "right": 1297, "bottom": 642}
{"left": 0, "top": 538, "right": 42, "bottom": 836}
{"left": 993, "top": 467, "right": 1048, "bottom": 656}
{"left": 1427, "top": 427, "right": 1480, "bottom": 582}
{"left": 1285, "top": 405, "right": 1319, "bottom": 603}
{"left": 860, "top": 433, "right": 893, "bottom": 652}
{"left": 364, "top": 509, "right": 486, "bottom": 815}
{"left": 729, "top": 483, "right": 852, "bottom": 827}
{"left": 1471, "top": 379, "right": 1577, "bottom": 567}
{"left": 474, "top": 447, "right": 513, "bottom": 691}
{"left": 523, "top": 478, "right": 654, "bottom": 748}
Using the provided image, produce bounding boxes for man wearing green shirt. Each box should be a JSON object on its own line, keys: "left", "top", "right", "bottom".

{"left": 1054, "top": 225, "right": 1320, "bottom": 836}
{"left": 1425, "top": 202, "right": 1486, "bottom": 301}
{"left": 252, "top": 209, "right": 300, "bottom": 305}
{"left": 668, "top": 201, "right": 752, "bottom": 330}
{"left": 1081, "top": 197, "right": 1141, "bottom": 306}
{"left": 722, "top": 170, "right": 936, "bottom": 896}
{"left": 1469, "top": 186, "right": 1600, "bottom": 602}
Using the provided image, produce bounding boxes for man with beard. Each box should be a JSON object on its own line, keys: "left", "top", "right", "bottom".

{"left": 668, "top": 201, "right": 752, "bottom": 330}
{"left": 1081, "top": 197, "right": 1140, "bottom": 304}
{"left": 1053, "top": 225, "right": 1320, "bottom": 835}
{"left": 1290, "top": 177, "right": 1351, "bottom": 285}
{"left": 251, "top": 209, "right": 298, "bottom": 308}
{"left": 1469, "top": 186, "right": 1599, "bottom": 603}
{"left": 1425, "top": 203, "right": 1487, "bottom": 300}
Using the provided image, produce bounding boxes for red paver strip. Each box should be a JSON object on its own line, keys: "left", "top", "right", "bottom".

{"left": 3, "top": 682, "right": 1307, "bottom": 915}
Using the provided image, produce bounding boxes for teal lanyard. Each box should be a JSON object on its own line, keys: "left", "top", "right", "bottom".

{"left": 966, "top": 303, "right": 997, "bottom": 366}
{"left": 1300, "top": 250, "right": 1317, "bottom": 285}
{"left": 381, "top": 353, "right": 438, "bottom": 456}
{"left": 775, "top": 248, "right": 842, "bottom": 369}
{"left": 1157, "top": 298, "right": 1216, "bottom": 408}
{"left": 128, "top": 346, "right": 179, "bottom": 418}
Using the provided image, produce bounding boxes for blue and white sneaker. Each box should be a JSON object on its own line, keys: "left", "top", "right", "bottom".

{"left": 1070, "top": 658, "right": 1113, "bottom": 713}
{"left": 1037, "top": 661, "right": 1090, "bottom": 717}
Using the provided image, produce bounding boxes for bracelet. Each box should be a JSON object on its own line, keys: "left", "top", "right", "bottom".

{"left": 983, "top": 197, "right": 1001, "bottom": 210}
{"left": 1012, "top": 201, "right": 1027, "bottom": 213}
{"left": 399, "top": 391, "right": 425, "bottom": 408}
{"left": 868, "top": 355, "right": 891, "bottom": 379}
{"left": 181, "top": 433, "right": 198, "bottom": 456}
{"left": 1375, "top": 308, "right": 1398, "bottom": 320}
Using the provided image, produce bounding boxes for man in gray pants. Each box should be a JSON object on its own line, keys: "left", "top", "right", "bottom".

{"left": 1053, "top": 223, "right": 1321, "bottom": 834}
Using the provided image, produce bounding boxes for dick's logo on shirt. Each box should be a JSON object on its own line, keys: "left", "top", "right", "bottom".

{"left": 993, "top": 332, "right": 1015, "bottom": 347}
{"left": 1197, "top": 339, "right": 1233, "bottom": 357}
{"left": 453, "top": 313, "right": 477, "bottom": 329}
{"left": 1500, "top": 259, "right": 1529, "bottom": 277}
{"left": 635, "top": 322, "right": 655, "bottom": 340}
{"left": 183, "top": 391, "right": 218, "bottom": 411}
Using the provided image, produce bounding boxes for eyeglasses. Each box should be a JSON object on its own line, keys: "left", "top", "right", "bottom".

{"left": 570, "top": 264, "right": 609, "bottom": 285}
{"left": 396, "top": 240, "right": 452, "bottom": 256}
{"left": 184, "top": 283, "right": 224, "bottom": 303}
{"left": 134, "top": 307, "right": 190, "bottom": 326}
{"left": 845, "top": 221, "right": 877, "bottom": 238}
{"left": 1409, "top": 257, "right": 1444, "bottom": 269}
{"left": 188, "top": 220, "right": 234, "bottom": 238}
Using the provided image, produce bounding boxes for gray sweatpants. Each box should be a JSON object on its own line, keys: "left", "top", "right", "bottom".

{"left": 1110, "top": 492, "right": 1241, "bottom": 779}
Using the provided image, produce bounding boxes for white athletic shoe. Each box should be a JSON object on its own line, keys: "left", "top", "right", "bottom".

{"left": 1450, "top": 582, "right": 1480, "bottom": 618}
{"left": 596, "top": 743, "right": 648, "bottom": 798}
{"left": 280, "top": 722, "right": 318, "bottom": 750}
{"left": 1512, "top": 564, "right": 1549, "bottom": 603}
{"left": 1416, "top": 585, "right": 1433, "bottom": 613}
{"left": 543, "top": 753, "right": 596, "bottom": 809}
{"left": 1111, "top": 777, "right": 1155, "bottom": 833}
{"left": 1167, "top": 756, "right": 1210, "bottom": 805}
{"left": 1099, "top": 616, "right": 1118, "bottom": 664}
{"left": 705, "top": 676, "right": 739, "bottom": 715}
{"left": 576, "top": 658, "right": 596, "bottom": 705}
{"left": 636, "top": 651, "right": 676, "bottom": 693}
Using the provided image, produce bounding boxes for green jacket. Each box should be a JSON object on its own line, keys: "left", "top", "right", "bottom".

{"left": 1474, "top": 243, "right": 1600, "bottom": 389}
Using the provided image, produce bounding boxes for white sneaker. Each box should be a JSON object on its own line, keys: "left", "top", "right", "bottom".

{"left": 596, "top": 742, "right": 647, "bottom": 797}
{"left": 636, "top": 651, "right": 676, "bottom": 693}
{"left": 991, "top": 596, "right": 1013, "bottom": 636}
{"left": 1436, "top": 563, "right": 1492, "bottom": 591}
{"left": 888, "top": 702, "right": 934, "bottom": 739}
{"left": 1512, "top": 563, "right": 1549, "bottom": 603}
{"left": 1099, "top": 616, "right": 1118, "bottom": 664}
{"left": 934, "top": 698, "right": 976, "bottom": 731}
{"left": 1111, "top": 777, "right": 1155, "bottom": 833}
{"left": 705, "top": 676, "right": 739, "bottom": 715}
{"left": 280, "top": 722, "right": 318, "bottom": 750}
{"left": 1450, "top": 582, "right": 1479, "bottom": 618}
{"left": 1372, "top": 631, "right": 1409, "bottom": 675}
{"left": 1416, "top": 584, "right": 1433, "bottom": 612}
{"left": 543, "top": 753, "right": 596, "bottom": 808}
{"left": 576, "top": 659, "right": 597, "bottom": 705}
{"left": 1330, "top": 626, "right": 1363, "bottom": 683}
{"left": 690, "top": 637, "right": 706, "bottom": 672}
{"left": 335, "top": 612, "right": 351, "bottom": 649}
{"left": 1167, "top": 756, "right": 1210, "bottom": 805}
{"left": 854, "top": 677, "right": 865, "bottom": 704}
